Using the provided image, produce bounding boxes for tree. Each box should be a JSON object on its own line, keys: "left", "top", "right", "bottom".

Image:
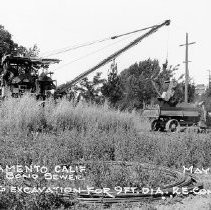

{"left": 0, "top": 25, "right": 40, "bottom": 59}
{"left": 57, "top": 58, "right": 195, "bottom": 109}
{"left": 109, "top": 58, "right": 196, "bottom": 110}
{"left": 16, "top": 44, "right": 40, "bottom": 57}
{"left": 101, "top": 60, "right": 123, "bottom": 107}
{"left": 173, "top": 81, "right": 195, "bottom": 103}
{"left": 117, "top": 58, "right": 175, "bottom": 110}
{"left": 73, "top": 72, "right": 106, "bottom": 104}
{"left": 0, "top": 25, "right": 17, "bottom": 59}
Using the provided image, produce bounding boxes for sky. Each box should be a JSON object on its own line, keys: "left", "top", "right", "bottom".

{"left": 0, "top": 0, "right": 211, "bottom": 86}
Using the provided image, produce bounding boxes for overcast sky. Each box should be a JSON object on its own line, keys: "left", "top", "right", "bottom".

{"left": 0, "top": 0, "right": 210, "bottom": 85}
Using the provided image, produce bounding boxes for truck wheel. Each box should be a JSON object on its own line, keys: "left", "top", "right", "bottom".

{"left": 165, "top": 119, "right": 180, "bottom": 132}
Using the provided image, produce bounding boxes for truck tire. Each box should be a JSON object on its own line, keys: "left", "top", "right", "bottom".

{"left": 165, "top": 119, "right": 180, "bottom": 132}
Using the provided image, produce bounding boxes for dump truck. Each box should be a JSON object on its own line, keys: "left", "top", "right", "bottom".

{"left": 142, "top": 80, "right": 207, "bottom": 132}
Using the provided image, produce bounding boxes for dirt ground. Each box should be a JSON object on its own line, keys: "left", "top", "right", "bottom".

{"left": 154, "top": 174, "right": 211, "bottom": 210}
{"left": 116, "top": 174, "right": 211, "bottom": 210}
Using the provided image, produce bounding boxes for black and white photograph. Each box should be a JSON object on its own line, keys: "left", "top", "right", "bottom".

{"left": 0, "top": 0, "right": 211, "bottom": 209}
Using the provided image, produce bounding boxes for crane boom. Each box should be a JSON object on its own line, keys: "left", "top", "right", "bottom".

{"left": 60, "top": 20, "right": 170, "bottom": 92}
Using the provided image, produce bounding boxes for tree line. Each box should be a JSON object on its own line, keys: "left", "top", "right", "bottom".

{"left": 57, "top": 59, "right": 196, "bottom": 110}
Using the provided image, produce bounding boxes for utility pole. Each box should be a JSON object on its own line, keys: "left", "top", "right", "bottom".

{"left": 179, "top": 33, "right": 196, "bottom": 103}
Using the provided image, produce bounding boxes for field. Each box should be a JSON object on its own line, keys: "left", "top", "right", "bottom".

{"left": 0, "top": 95, "right": 211, "bottom": 209}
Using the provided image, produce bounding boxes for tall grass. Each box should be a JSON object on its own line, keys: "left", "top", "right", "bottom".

{"left": 1, "top": 95, "right": 211, "bottom": 209}
{"left": 0, "top": 95, "right": 136, "bottom": 134}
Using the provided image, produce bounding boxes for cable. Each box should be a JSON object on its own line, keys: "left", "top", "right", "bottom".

{"left": 54, "top": 35, "right": 135, "bottom": 71}
{"left": 60, "top": 20, "right": 170, "bottom": 90}
{"left": 41, "top": 24, "right": 159, "bottom": 57}
{"left": 42, "top": 38, "right": 111, "bottom": 57}
{"left": 110, "top": 24, "right": 158, "bottom": 40}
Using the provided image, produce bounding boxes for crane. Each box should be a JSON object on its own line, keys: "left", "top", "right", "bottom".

{"left": 58, "top": 20, "right": 170, "bottom": 93}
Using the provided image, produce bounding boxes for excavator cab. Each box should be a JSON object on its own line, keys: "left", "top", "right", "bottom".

{"left": 0, "top": 54, "right": 60, "bottom": 100}
{"left": 0, "top": 55, "right": 35, "bottom": 98}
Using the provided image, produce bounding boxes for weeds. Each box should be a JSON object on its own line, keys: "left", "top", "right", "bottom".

{"left": 0, "top": 95, "right": 211, "bottom": 209}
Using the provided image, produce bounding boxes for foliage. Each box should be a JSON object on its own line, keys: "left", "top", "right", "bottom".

{"left": 116, "top": 59, "right": 175, "bottom": 110}
{"left": 0, "top": 95, "right": 211, "bottom": 170}
{"left": 0, "top": 96, "right": 211, "bottom": 209}
{"left": 57, "top": 72, "right": 106, "bottom": 104}
{"left": 101, "top": 60, "right": 123, "bottom": 107}
{"left": 17, "top": 44, "right": 40, "bottom": 57}
{"left": 173, "top": 81, "right": 196, "bottom": 103}
{"left": 74, "top": 72, "right": 105, "bottom": 104}
{"left": 201, "top": 87, "right": 211, "bottom": 112}
{"left": 0, "top": 95, "right": 135, "bottom": 134}
{"left": 0, "top": 25, "right": 17, "bottom": 59}
{"left": 57, "top": 59, "right": 196, "bottom": 110}
{"left": 0, "top": 25, "right": 40, "bottom": 61}
{"left": 110, "top": 59, "right": 196, "bottom": 109}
